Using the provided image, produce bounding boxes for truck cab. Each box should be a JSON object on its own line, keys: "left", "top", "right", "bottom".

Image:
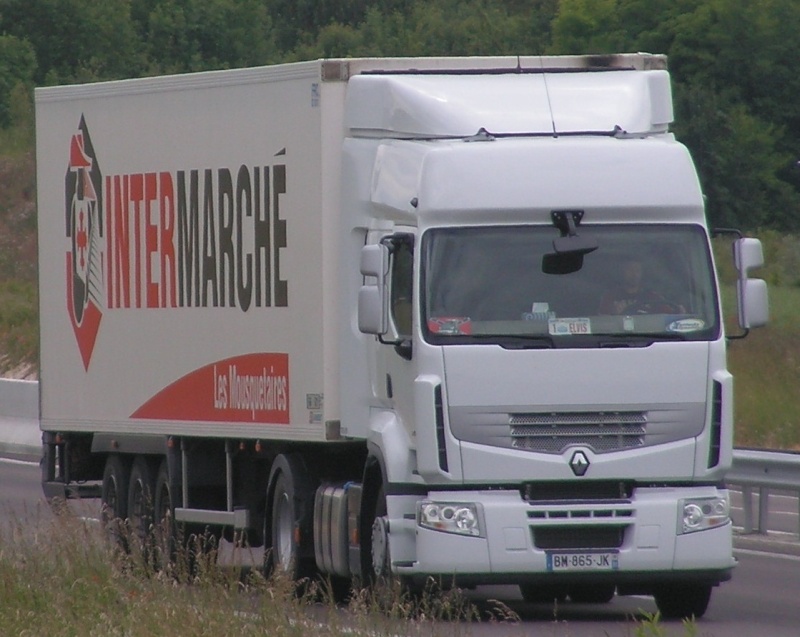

{"left": 344, "top": 55, "right": 767, "bottom": 617}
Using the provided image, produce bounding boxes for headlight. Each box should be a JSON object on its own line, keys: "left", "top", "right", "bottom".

{"left": 418, "top": 501, "right": 484, "bottom": 537}
{"left": 679, "top": 495, "right": 730, "bottom": 534}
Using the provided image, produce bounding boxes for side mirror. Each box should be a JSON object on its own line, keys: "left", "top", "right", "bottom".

{"left": 738, "top": 278, "right": 769, "bottom": 329}
{"left": 734, "top": 237, "right": 764, "bottom": 274}
{"left": 358, "top": 244, "right": 389, "bottom": 335}
{"left": 733, "top": 238, "right": 768, "bottom": 330}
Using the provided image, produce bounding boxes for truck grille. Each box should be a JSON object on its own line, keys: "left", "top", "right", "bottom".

{"left": 532, "top": 525, "right": 627, "bottom": 550}
{"left": 510, "top": 411, "right": 646, "bottom": 454}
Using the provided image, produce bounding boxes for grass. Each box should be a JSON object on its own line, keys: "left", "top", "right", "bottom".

{"left": 0, "top": 143, "right": 37, "bottom": 377}
{"left": 727, "top": 284, "right": 800, "bottom": 449}
{"left": 1, "top": 510, "right": 362, "bottom": 637}
{"left": 0, "top": 279, "right": 38, "bottom": 375}
{"left": 713, "top": 231, "right": 800, "bottom": 449}
{"left": 0, "top": 507, "right": 701, "bottom": 637}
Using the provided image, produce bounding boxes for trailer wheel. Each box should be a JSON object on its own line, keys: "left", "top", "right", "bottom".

{"left": 653, "top": 583, "right": 712, "bottom": 619}
{"left": 265, "top": 454, "right": 315, "bottom": 582}
{"left": 101, "top": 455, "right": 130, "bottom": 547}
{"left": 128, "top": 456, "right": 157, "bottom": 560}
{"left": 153, "top": 459, "right": 178, "bottom": 570}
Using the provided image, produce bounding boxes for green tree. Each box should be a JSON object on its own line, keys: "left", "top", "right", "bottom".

{"left": 0, "top": 36, "right": 36, "bottom": 128}
{"left": 291, "top": 0, "right": 557, "bottom": 60}
{"left": 0, "top": 0, "right": 143, "bottom": 84}
{"left": 661, "top": 0, "right": 800, "bottom": 229}
{"left": 266, "top": 0, "right": 413, "bottom": 53}
{"left": 549, "top": 0, "right": 627, "bottom": 54}
{"left": 550, "top": 0, "right": 800, "bottom": 230}
{"left": 674, "top": 82, "right": 796, "bottom": 229}
{"left": 141, "top": 0, "right": 276, "bottom": 74}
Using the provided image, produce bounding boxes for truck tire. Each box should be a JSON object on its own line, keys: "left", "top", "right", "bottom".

{"left": 153, "top": 458, "right": 178, "bottom": 570}
{"left": 101, "top": 455, "right": 130, "bottom": 547}
{"left": 152, "top": 457, "right": 216, "bottom": 577}
{"left": 368, "top": 484, "right": 390, "bottom": 582}
{"left": 265, "top": 454, "right": 315, "bottom": 582}
{"left": 653, "top": 583, "right": 712, "bottom": 619}
{"left": 128, "top": 456, "right": 158, "bottom": 560}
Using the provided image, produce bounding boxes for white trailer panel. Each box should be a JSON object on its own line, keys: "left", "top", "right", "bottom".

{"left": 37, "top": 62, "right": 341, "bottom": 441}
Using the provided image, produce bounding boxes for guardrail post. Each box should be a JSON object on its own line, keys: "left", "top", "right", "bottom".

{"left": 757, "top": 487, "right": 769, "bottom": 535}
{"left": 796, "top": 489, "right": 800, "bottom": 539}
{"left": 741, "top": 485, "right": 755, "bottom": 533}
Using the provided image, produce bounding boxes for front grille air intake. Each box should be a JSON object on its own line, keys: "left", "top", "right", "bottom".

{"left": 532, "top": 525, "right": 626, "bottom": 550}
{"left": 510, "top": 411, "right": 646, "bottom": 454}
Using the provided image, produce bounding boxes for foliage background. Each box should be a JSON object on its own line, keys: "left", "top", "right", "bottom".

{"left": 0, "top": 0, "right": 798, "bottom": 446}
{"left": 2, "top": 0, "right": 800, "bottom": 232}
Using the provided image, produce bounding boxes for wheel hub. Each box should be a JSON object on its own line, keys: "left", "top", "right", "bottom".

{"left": 371, "top": 516, "right": 389, "bottom": 578}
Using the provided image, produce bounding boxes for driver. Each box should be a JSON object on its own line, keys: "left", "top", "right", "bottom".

{"left": 599, "top": 256, "right": 679, "bottom": 314}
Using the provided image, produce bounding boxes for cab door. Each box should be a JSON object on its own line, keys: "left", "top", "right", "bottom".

{"left": 374, "top": 233, "right": 418, "bottom": 445}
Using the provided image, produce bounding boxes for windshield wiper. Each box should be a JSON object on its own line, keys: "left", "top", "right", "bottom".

{"left": 467, "top": 334, "right": 555, "bottom": 349}
{"left": 635, "top": 332, "right": 690, "bottom": 341}
{"left": 598, "top": 333, "right": 689, "bottom": 348}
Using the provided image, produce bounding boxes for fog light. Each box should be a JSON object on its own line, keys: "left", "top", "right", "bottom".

{"left": 679, "top": 495, "right": 730, "bottom": 534}
{"left": 418, "top": 501, "right": 483, "bottom": 537}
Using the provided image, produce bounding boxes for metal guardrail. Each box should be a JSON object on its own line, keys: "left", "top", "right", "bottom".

{"left": 1, "top": 379, "right": 798, "bottom": 537}
{"left": 725, "top": 448, "right": 800, "bottom": 538}
{"left": 0, "top": 378, "right": 39, "bottom": 459}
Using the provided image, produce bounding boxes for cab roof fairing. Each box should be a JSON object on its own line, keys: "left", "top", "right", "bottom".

{"left": 345, "top": 70, "right": 673, "bottom": 139}
{"left": 367, "top": 136, "right": 706, "bottom": 227}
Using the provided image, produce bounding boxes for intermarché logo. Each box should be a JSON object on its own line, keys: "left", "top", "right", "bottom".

{"left": 63, "top": 115, "right": 290, "bottom": 370}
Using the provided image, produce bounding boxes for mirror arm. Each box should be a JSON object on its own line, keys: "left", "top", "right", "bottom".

{"left": 726, "top": 327, "right": 749, "bottom": 342}
{"left": 711, "top": 227, "right": 743, "bottom": 239}
{"left": 376, "top": 334, "right": 413, "bottom": 360}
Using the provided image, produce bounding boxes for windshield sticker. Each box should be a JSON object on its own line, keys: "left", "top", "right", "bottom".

{"left": 667, "top": 318, "right": 706, "bottom": 333}
{"left": 522, "top": 302, "right": 554, "bottom": 321}
{"left": 549, "top": 318, "right": 591, "bottom": 336}
{"left": 428, "top": 316, "right": 473, "bottom": 335}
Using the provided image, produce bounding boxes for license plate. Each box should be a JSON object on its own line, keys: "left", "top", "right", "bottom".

{"left": 548, "top": 317, "right": 592, "bottom": 336}
{"left": 546, "top": 552, "right": 618, "bottom": 572}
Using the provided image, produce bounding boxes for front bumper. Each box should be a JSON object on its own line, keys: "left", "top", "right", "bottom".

{"left": 390, "top": 485, "right": 736, "bottom": 589}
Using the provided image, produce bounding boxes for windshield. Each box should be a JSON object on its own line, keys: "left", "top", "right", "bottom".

{"left": 421, "top": 224, "right": 719, "bottom": 347}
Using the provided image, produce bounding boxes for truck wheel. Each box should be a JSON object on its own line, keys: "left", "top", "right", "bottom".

{"left": 266, "top": 454, "right": 315, "bottom": 582}
{"left": 519, "top": 584, "right": 567, "bottom": 604}
{"left": 153, "top": 457, "right": 215, "bottom": 577}
{"left": 153, "top": 459, "right": 177, "bottom": 570}
{"left": 128, "top": 456, "right": 157, "bottom": 560}
{"left": 569, "top": 584, "right": 615, "bottom": 604}
{"left": 653, "top": 584, "right": 712, "bottom": 619}
{"left": 368, "top": 485, "right": 390, "bottom": 582}
{"left": 101, "top": 455, "right": 130, "bottom": 547}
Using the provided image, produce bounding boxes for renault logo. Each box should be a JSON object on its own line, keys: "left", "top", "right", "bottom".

{"left": 569, "top": 450, "right": 590, "bottom": 476}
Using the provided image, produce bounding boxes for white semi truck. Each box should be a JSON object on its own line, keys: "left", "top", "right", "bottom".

{"left": 36, "top": 54, "right": 768, "bottom": 618}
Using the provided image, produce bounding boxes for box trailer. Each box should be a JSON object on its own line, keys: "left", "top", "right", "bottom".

{"left": 36, "top": 55, "right": 768, "bottom": 618}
